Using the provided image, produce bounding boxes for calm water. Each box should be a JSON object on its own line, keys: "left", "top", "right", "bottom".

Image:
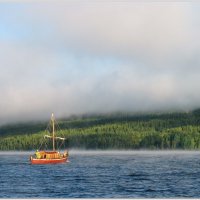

{"left": 1, "top": 150, "right": 200, "bottom": 198}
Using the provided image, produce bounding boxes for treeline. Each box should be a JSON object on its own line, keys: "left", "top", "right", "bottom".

{"left": 1, "top": 109, "right": 200, "bottom": 150}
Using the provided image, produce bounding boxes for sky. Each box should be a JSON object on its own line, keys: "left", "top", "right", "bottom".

{"left": 0, "top": 1, "right": 200, "bottom": 124}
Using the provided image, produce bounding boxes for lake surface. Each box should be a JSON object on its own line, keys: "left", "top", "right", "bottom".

{"left": 1, "top": 150, "right": 200, "bottom": 198}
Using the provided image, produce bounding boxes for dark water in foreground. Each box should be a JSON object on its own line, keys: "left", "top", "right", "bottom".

{"left": 1, "top": 150, "right": 200, "bottom": 198}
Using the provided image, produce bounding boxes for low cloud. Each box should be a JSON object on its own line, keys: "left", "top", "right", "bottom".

{"left": 0, "top": 1, "right": 200, "bottom": 124}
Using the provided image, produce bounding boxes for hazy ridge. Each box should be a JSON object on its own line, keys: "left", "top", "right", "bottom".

{"left": 1, "top": 109, "right": 200, "bottom": 150}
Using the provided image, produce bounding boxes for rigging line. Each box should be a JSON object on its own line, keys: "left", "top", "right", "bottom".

{"left": 44, "top": 140, "right": 48, "bottom": 150}
{"left": 38, "top": 141, "right": 43, "bottom": 150}
{"left": 54, "top": 119, "right": 67, "bottom": 141}
{"left": 46, "top": 119, "right": 51, "bottom": 130}
{"left": 56, "top": 121, "right": 67, "bottom": 139}
{"left": 38, "top": 132, "right": 47, "bottom": 150}
{"left": 54, "top": 117, "right": 67, "bottom": 150}
{"left": 38, "top": 130, "right": 48, "bottom": 150}
{"left": 58, "top": 140, "right": 65, "bottom": 150}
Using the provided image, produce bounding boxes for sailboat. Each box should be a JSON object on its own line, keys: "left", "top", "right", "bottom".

{"left": 30, "top": 113, "right": 69, "bottom": 164}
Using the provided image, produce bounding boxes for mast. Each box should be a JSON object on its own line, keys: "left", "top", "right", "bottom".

{"left": 51, "top": 113, "right": 55, "bottom": 151}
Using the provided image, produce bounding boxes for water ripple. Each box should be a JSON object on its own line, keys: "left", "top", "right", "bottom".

{"left": 1, "top": 151, "right": 200, "bottom": 198}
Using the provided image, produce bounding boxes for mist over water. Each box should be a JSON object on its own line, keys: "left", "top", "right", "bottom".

{"left": 69, "top": 150, "right": 200, "bottom": 156}
{"left": 1, "top": 150, "right": 200, "bottom": 156}
{"left": 1, "top": 149, "right": 200, "bottom": 154}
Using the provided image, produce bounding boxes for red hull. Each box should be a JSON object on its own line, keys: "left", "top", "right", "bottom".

{"left": 30, "top": 157, "right": 68, "bottom": 164}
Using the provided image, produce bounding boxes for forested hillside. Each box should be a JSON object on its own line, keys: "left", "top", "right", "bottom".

{"left": 1, "top": 110, "right": 200, "bottom": 150}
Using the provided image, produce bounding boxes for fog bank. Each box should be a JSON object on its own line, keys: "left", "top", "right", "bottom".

{"left": 0, "top": 1, "right": 200, "bottom": 125}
